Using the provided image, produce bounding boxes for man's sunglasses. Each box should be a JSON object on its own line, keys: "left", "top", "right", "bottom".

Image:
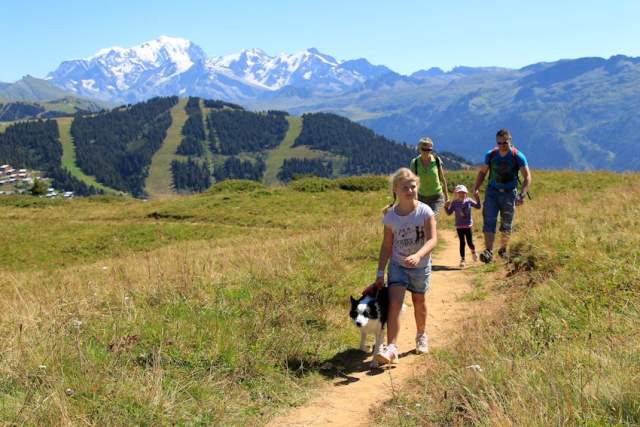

{"left": 496, "top": 141, "right": 510, "bottom": 145}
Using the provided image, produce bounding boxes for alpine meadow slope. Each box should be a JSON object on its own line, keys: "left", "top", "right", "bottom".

{"left": 1, "top": 170, "right": 638, "bottom": 425}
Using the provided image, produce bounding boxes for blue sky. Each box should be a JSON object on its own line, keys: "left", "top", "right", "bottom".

{"left": 1, "top": 0, "right": 639, "bottom": 82}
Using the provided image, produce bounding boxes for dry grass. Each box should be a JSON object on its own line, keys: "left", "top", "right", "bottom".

{"left": 376, "top": 171, "right": 640, "bottom": 426}
{"left": 0, "top": 188, "right": 384, "bottom": 425}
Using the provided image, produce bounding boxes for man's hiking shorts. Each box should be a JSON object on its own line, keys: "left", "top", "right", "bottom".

{"left": 482, "top": 187, "right": 516, "bottom": 233}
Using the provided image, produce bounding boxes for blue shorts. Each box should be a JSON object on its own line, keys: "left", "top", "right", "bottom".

{"left": 387, "top": 261, "right": 431, "bottom": 294}
{"left": 482, "top": 186, "right": 517, "bottom": 233}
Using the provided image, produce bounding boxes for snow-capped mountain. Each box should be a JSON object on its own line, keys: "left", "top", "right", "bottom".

{"left": 45, "top": 36, "right": 405, "bottom": 103}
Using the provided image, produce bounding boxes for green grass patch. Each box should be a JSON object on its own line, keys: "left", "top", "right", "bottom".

{"left": 207, "top": 179, "right": 266, "bottom": 193}
{"left": 263, "top": 115, "right": 302, "bottom": 185}
{"left": 288, "top": 177, "right": 338, "bottom": 192}
{"left": 145, "top": 98, "right": 189, "bottom": 198}
{"left": 56, "top": 117, "right": 118, "bottom": 194}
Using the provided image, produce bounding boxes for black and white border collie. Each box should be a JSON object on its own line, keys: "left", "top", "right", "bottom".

{"left": 349, "top": 287, "right": 389, "bottom": 368}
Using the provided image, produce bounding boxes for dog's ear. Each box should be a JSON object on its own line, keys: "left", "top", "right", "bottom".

{"left": 350, "top": 296, "right": 357, "bottom": 305}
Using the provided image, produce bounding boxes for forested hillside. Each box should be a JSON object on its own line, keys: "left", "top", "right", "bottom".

{"left": 71, "top": 96, "right": 178, "bottom": 196}
{"left": 2, "top": 96, "right": 471, "bottom": 198}
{"left": 0, "top": 120, "right": 99, "bottom": 195}
{"left": 170, "top": 97, "right": 210, "bottom": 192}
{"left": 0, "top": 102, "right": 46, "bottom": 121}
{"left": 207, "top": 109, "right": 288, "bottom": 155}
{"left": 293, "top": 113, "right": 417, "bottom": 175}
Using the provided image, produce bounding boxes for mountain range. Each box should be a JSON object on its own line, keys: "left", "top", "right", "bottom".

{"left": 43, "top": 36, "right": 403, "bottom": 103}
{"left": 2, "top": 36, "right": 639, "bottom": 171}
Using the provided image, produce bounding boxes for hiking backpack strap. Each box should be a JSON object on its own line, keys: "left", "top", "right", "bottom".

{"left": 412, "top": 154, "right": 441, "bottom": 175}
{"left": 434, "top": 153, "right": 441, "bottom": 169}
{"left": 488, "top": 146, "right": 519, "bottom": 169}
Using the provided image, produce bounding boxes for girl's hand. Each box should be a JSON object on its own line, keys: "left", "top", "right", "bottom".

{"left": 444, "top": 201, "right": 451, "bottom": 209}
{"left": 362, "top": 278, "right": 384, "bottom": 296}
{"left": 404, "top": 254, "right": 421, "bottom": 267}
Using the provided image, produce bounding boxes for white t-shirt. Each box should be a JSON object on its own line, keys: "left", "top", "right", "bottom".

{"left": 382, "top": 202, "right": 434, "bottom": 268}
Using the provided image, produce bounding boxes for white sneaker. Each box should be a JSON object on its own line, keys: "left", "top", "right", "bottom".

{"left": 374, "top": 344, "right": 399, "bottom": 365}
{"left": 459, "top": 259, "right": 466, "bottom": 268}
{"left": 416, "top": 333, "right": 429, "bottom": 354}
{"left": 472, "top": 251, "right": 478, "bottom": 262}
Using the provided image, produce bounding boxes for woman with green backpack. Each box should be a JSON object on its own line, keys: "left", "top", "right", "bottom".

{"left": 410, "top": 137, "right": 449, "bottom": 215}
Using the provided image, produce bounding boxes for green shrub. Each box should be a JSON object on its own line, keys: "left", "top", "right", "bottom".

{"left": 335, "top": 175, "right": 387, "bottom": 192}
{"left": 208, "top": 179, "right": 266, "bottom": 193}
{"left": 0, "top": 195, "right": 60, "bottom": 208}
{"left": 288, "top": 177, "right": 338, "bottom": 192}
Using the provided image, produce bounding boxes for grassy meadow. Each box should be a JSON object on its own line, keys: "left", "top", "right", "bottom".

{"left": 377, "top": 171, "right": 640, "bottom": 426}
{"left": 0, "top": 177, "right": 394, "bottom": 425}
{"left": 1, "top": 171, "right": 638, "bottom": 425}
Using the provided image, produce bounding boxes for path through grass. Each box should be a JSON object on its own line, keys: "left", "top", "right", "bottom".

{"left": 145, "top": 98, "right": 188, "bottom": 198}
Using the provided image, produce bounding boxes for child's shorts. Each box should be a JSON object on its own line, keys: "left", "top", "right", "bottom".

{"left": 387, "top": 261, "right": 431, "bottom": 294}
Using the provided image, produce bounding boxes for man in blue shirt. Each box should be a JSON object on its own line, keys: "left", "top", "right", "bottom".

{"left": 472, "top": 129, "right": 532, "bottom": 263}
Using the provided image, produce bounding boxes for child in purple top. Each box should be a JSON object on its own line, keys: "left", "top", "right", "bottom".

{"left": 444, "top": 184, "right": 481, "bottom": 267}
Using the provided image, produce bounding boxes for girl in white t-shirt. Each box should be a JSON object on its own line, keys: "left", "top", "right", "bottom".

{"left": 363, "top": 167, "right": 437, "bottom": 365}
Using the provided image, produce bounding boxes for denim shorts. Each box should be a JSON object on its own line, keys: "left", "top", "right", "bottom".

{"left": 482, "top": 187, "right": 517, "bottom": 233}
{"left": 387, "top": 261, "right": 431, "bottom": 294}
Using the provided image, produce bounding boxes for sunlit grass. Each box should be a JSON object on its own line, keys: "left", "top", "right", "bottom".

{"left": 376, "top": 171, "right": 640, "bottom": 425}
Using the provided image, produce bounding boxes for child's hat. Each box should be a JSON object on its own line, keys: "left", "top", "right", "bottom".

{"left": 454, "top": 184, "right": 468, "bottom": 193}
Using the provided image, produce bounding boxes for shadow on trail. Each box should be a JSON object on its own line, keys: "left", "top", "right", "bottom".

{"left": 285, "top": 346, "right": 420, "bottom": 386}
{"left": 286, "top": 348, "right": 379, "bottom": 385}
{"left": 432, "top": 264, "right": 461, "bottom": 271}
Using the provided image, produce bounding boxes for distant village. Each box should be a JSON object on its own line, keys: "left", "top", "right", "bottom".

{"left": 0, "top": 164, "right": 73, "bottom": 198}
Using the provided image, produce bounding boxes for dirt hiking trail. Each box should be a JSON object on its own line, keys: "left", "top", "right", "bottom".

{"left": 268, "top": 229, "right": 494, "bottom": 427}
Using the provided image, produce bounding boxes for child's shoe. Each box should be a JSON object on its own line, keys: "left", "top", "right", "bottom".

{"left": 459, "top": 259, "right": 466, "bottom": 268}
{"left": 498, "top": 247, "right": 507, "bottom": 258}
{"left": 375, "top": 344, "right": 398, "bottom": 365}
{"left": 472, "top": 251, "right": 478, "bottom": 262}
{"left": 415, "top": 333, "right": 429, "bottom": 354}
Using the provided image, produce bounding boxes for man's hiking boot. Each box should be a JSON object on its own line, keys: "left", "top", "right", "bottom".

{"left": 375, "top": 344, "right": 398, "bottom": 365}
{"left": 479, "top": 249, "right": 493, "bottom": 264}
{"left": 415, "top": 333, "right": 429, "bottom": 354}
{"left": 498, "top": 247, "right": 507, "bottom": 258}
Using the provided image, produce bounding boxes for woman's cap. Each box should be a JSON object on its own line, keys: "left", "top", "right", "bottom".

{"left": 454, "top": 184, "right": 468, "bottom": 193}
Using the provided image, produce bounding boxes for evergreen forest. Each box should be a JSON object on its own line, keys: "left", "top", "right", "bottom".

{"left": 0, "top": 120, "right": 99, "bottom": 195}
{"left": 278, "top": 158, "right": 333, "bottom": 182}
{"left": 70, "top": 96, "right": 178, "bottom": 196}
{"left": 293, "top": 113, "right": 417, "bottom": 175}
